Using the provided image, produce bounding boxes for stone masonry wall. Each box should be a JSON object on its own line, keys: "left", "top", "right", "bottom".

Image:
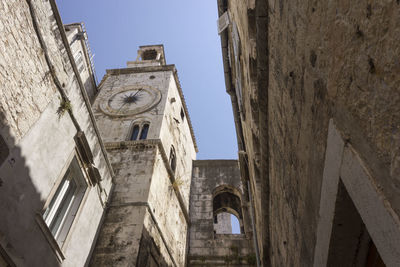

{"left": 159, "top": 71, "right": 197, "bottom": 209}
{"left": 188, "top": 160, "right": 255, "bottom": 266}
{"left": 90, "top": 143, "right": 156, "bottom": 266}
{"left": 0, "top": 0, "right": 113, "bottom": 266}
{"left": 147, "top": 147, "right": 189, "bottom": 266}
{"left": 91, "top": 57, "right": 196, "bottom": 266}
{"left": 223, "top": 0, "right": 264, "bottom": 261}
{"left": 224, "top": 0, "right": 400, "bottom": 266}
{"left": 267, "top": 1, "right": 400, "bottom": 266}
{"left": 214, "top": 212, "right": 232, "bottom": 234}
{"left": 0, "top": 0, "right": 79, "bottom": 147}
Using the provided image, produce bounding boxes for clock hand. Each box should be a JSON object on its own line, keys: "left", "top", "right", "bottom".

{"left": 132, "top": 88, "right": 142, "bottom": 97}
{"left": 117, "top": 102, "right": 128, "bottom": 113}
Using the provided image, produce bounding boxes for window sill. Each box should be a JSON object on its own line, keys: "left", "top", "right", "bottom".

{"left": 35, "top": 213, "right": 65, "bottom": 263}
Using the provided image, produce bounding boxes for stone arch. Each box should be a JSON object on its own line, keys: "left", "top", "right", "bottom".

{"left": 212, "top": 185, "right": 244, "bottom": 234}
{"left": 127, "top": 118, "right": 151, "bottom": 141}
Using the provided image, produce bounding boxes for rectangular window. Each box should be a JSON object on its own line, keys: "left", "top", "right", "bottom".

{"left": 180, "top": 108, "right": 185, "bottom": 122}
{"left": 42, "top": 157, "right": 87, "bottom": 247}
{"left": 74, "top": 51, "right": 85, "bottom": 73}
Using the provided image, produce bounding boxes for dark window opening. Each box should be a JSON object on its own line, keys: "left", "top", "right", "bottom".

{"left": 140, "top": 124, "right": 149, "bottom": 140}
{"left": 180, "top": 108, "right": 185, "bottom": 122}
{"left": 169, "top": 146, "right": 176, "bottom": 173}
{"left": 142, "top": 49, "right": 158, "bottom": 60}
{"left": 131, "top": 125, "right": 140, "bottom": 140}
{"left": 327, "top": 180, "right": 386, "bottom": 267}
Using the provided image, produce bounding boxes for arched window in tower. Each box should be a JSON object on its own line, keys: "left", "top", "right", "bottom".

{"left": 142, "top": 49, "right": 158, "bottom": 60}
{"left": 169, "top": 146, "right": 176, "bottom": 174}
{"left": 139, "top": 123, "right": 149, "bottom": 140}
{"left": 130, "top": 125, "right": 140, "bottom": 140}
{"left": 212, "top": 186, "right": 244, "bottom": 235}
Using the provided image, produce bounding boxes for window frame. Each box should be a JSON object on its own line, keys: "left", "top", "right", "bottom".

{"left": 128, "top": 121, "right": 150, "bottom": 141}
{"left": 74, "top": 51, "right": 85, "bottom": 73}
{"left": 36, "top": 150, "right": 90, "bottom": 262}
{"left": 139, "top": 123, "right": 149, "bottom": 140}
{"left": 130, "top": 124, "right": 140, "bottom": 140}
{"left": 212, "top": 185, "right": 245, "bottom": 235}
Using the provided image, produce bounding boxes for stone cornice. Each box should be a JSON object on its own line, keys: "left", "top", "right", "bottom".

{"left": 104, "top": 139, "right": 160, "bottom": 150}
{"left": 105, "top": 64, "right": 175, "bottom": 75}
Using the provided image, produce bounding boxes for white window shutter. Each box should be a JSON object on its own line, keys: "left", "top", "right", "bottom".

{"left": 217, "top": 11, "right": 230, "bottom": 34}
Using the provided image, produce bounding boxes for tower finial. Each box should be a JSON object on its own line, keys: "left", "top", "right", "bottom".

{"left": 127, "top": 45, "right": 166, "bottom": 68}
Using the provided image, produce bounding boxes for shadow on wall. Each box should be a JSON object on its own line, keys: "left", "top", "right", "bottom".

{"left": 136, "top": 228, "right": 170, "bottom": 267}
{"left": 0, "top": 114, "right": 61, "bottom": 266}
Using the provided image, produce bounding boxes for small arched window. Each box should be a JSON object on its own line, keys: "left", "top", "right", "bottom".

{"left": 130, "top": 122, "right": 150, "bottom": 141}
{"left": 169, "top": 146, "right": 176, "bottom": 173}
{"left": 212, "top": 186, "right": 244, "bottom": 234}
{"left": 139, "top": 124, "right": 149, "bottom": 140}
{"left": 130, "top": 125, "right": 140, "bottom": 140}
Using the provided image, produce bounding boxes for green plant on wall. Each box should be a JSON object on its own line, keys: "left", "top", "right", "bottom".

{"left": 172, "top": 177, "right": 184, "bottom": 191}
{"left": 57, "top": 97, "right": 72, "bottom": 118}
{"left": 171, "top": 170, "right": 191, "bottom": 191}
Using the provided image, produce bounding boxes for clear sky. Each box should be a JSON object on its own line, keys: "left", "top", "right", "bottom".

{"left": 57, "top": 0, "right": 240, "bottom": 233}
{"left": 56, "top": 0, "right": 238, "bottom": 160}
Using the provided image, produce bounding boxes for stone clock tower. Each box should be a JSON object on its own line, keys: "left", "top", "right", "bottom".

{"left": 90, "top": 45, "right": 198, "bottom": 266}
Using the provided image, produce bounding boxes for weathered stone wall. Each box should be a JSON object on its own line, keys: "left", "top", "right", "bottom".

{"left": 93, "top": 66, "right": 197, "bottom": 207}
{"left": 159, "top": 71, "right": 197, "bottom": 208}
{"left": 90, "top": 141, "right": 189, "bottom": 266}
{"left": 1, "top": 0, "right": 60, "bottom": 146}
{"left": 93, "top": 70, "right": 169, "bottom": 143}
{"left": 147, "top": 147, "right": 189, "bottom": 266}
{"left": 223, "top": 0, "right": 400, "bottom": 266}
{"left": 0, "top": 0, "right": 113, "bottom": 266}
{"left": 90, "top": 144, "right": 156, "bottom": 266}
{"left": 267, "top": 1, "right": 400, "bottom": 266}
{"left": 221, "top": 0, "right": 264, "bottom": 261}
{"left": 91, "top": 50, "right": 196, "bottom": 266}
{"left": 214, "top": 212, "right": 232, "bottom": 234}
{"left": 188, "top": 160, "right": 255, "bottom": 266}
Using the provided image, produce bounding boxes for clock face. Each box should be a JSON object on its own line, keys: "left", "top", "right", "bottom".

{"left": 100, "top": 86, "right": 161, "bottom": 116}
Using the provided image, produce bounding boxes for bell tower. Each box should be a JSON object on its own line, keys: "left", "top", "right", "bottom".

{"left": 90, "top": 45, "right": 197, "bottom": 266}
{"left": 127, "top": 45, "right": 166, "bottom": 67}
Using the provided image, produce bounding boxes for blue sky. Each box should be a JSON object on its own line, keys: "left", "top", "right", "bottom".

{"left": 57, "top": 0, "right": 238, "bottom": 160}
{"left": 57, "top": 0, "right": 240, "bottom": 233}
